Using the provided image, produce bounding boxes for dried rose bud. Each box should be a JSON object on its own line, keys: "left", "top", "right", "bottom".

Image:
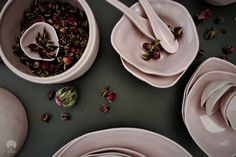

{"left": 100, "top": 87, "right": 110, "bottom": 97}
{"left": 48, "top": 90, "right": 55, "bottom": 100}
{"left": 61, "top": 113, "right": 71, "bottom": 121}
{"left": 197, "top": 49, "right": 205, "bottom": 58}
{"left": 142, "top": 43, "right": 151, "bottom": 51}
{"left": 141, "top": 53, "right": 152, "bottom": 61}
{"left": 55, "top": 86, "right": 78, "bottom": 108}
{"left": 196, "top": 9, "right": 212, "bottom": 22}
{"left": 69, "top": 46, "right": 76, "bottom": 53}
{"left": 101, "top": 103, "right": 109, "bottom": 113}
{"left": 214, "top": 17, "right": 224, "bottom": 24}
{"left": 62, "top": 56, "right": 72, "bottom": 66}
{"left": 204, "top": 28, "right": 216, "bottom": 40}
{"left": 223, "top": 46, "right": 234, "bottom": 54}
{"left": 59, "top": 28, "right": 66, "bottom": 34}
{"left": 33, "top": 61, "right": 41, "bottom": 69}
{"left": 40, "top": 114, "right": 50, "bottom": 123}
{"left": 106, "top": 91, "right": 116, "bottom": 103}
{"left": 173, "top": 26, "right": 183, "bottom": 39}
{"left": 40, "top": 62, "right": 50, "bottom": 70}
{"left": 28, "top": 43, "right": 38, "bottom": 52}
{"left": 152, "top": 51, "right": 161, "bottom": 60}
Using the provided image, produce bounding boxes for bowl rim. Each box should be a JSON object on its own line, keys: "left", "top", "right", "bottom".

{"left": 0, "top": 0, "right": 98, "bottom": 84}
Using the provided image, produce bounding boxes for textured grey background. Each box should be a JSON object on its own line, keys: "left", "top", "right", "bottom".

{"left": 1, "top": 0, "right": 236, "bottom": 156}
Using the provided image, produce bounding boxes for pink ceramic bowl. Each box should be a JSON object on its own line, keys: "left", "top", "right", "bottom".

{"left": 0, "top": 0, "right": 99, "bottom": 84}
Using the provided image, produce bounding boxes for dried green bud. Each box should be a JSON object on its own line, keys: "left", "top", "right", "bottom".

{"left": 204, "top": 28, "right": 216, "bottom": 40}
{"left": 214, "top": 17, "right": 224, "bottom": 24}
{"left": 141, "top": 53, "right": 152, "bottom": 61}
{"left": 55, "top": 86, "right": 78, "bottom": 108}
{"left": 173, "top": 27, "right": 183, "bottom": 39}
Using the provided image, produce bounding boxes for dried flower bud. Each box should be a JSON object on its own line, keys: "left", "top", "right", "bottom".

{"left": 197, "top": 49, "right": 205, "bottom": 58}
{"left": 204, "top": 28, "right": 216, "bottom": 40}
{"left": 101, "top": 103, "right": 109, "bottom": 113}
{"left": 214, "top": 17, "right": 224, "bottom": 24}
{"left": 173, "top": 27, "right": 183, "bottom": 39}
{"left": 55, "top": 86, "right": 78, "bottom": 108}
{"left": 152, "top": 51, "right": 161, "bottom": 60}
{"left": 40, "top": 114, "right": 50, "bottom": 123}
{"left": 48, "top": 90, "right": 55, "bottom": 100}
{"left": 141, "top": 53, "right": 152, "bottom": 61}
{"left": 223, "top": 46, "right": 234, "bottom": 54}
{"left": 196, "top": 9, "right": 212, "bottom": 22}
{"left": 100, "top": 87, "right": 110, "bottom": 97}
{"left": 60, "top": 113, "right": 71, "bottom": 121}
{"left": 106, "top": 91, "right": 116, "bottom": 103}
{"left": 62, "top": 56, "right": 72, "bottom": 66}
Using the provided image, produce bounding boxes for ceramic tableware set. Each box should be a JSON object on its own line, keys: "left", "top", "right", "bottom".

{"left": 182, "top": 57, "right": 236, "bottom": 157}
{"left": 0, "top": 0, "right": 236, "bottom": 156}
{"left": 108, "top": 0, "right": 199, "bottom": 88}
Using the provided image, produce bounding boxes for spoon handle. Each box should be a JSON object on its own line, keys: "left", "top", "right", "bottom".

{"left": 105, "top": 0, "right": 155, "bottom": 40}
{"left": 139, "top": 0, "right": 178, "bottom": 53}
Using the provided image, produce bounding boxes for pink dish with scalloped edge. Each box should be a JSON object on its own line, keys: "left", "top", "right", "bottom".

{"left": 111, "top": 0, "right": 199, "bottom": 76}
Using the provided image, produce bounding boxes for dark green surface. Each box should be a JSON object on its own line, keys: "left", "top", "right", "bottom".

{"left": 1, "top": 0, "right": 236, "bottom": 156}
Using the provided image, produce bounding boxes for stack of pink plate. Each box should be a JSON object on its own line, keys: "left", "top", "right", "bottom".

{"left": 110, "top": 0, "right": 199, "bottom": 88}
{"left": 182, "top": 57, "right": 236, "bottom": 157}
{"left": 52, "top": 128, "right": 192, "bottom": 157}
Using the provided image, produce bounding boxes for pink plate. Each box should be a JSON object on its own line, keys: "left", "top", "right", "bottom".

{"left": 53, "top": 128, "right": 192, "bottom": 157}
{"left": 121, "top": 57, "right": 185, "bottom": 88}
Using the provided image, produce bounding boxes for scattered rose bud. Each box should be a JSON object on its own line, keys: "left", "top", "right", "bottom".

{"left": 101, "top": 103, "right": 109, "bottom": 113}
{"left": 197, "top": 49, "right": 205, "bottom": 58}
{"left": 61, "top": 113, "right": 71, "bottom": 121}
{"left": 40, "top": 114, "right": 50, "bottom": 123}
{"left": 48, "top": 90, "right": 55, "bottom": 100}
{"left": 195, "top": 9, "right": 212, "bottom": 23}
{"left": 223, "top": 46, "right": 234, "bottom": 54}
{"left": 100, "top": 87, "right": 110, "bottom": 97}
{"left": 142, "top": 42, "right": 151, "bottom": 51}
{"left": 106, "top": 91, "right": 116, "bottom": 103}
{"left": 214, "top": 17, "right": 224, "bottom": 24}
{"left": 204, "top": 27, "right": 216, "bottom": 40}
{"left": 55, "top": 86, "right": 78, "bottom": 108}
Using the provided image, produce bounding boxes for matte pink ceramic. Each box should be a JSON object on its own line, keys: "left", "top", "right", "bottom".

{"left": 111, "top": 0, "right": 199, "bottom": 76}
{"left": 121, "top": 58, "right": 185, "bottom": 88}
{"left": 185, "top": 71, "right": 236, "bottom": 157}
{"left": 182, "top": 57, "right": 236, "bottom": 120}
{"left": 0, "top": 0, "right": 99, "bottom": 84}
{"left": 53, "top": 128, "right": 192, "bottom": 157}
{"left": 0, "top": 87, "right": 28, "bottom": 157}
{"left": 220, "top": 89, "right": 236, "bottom": 128}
